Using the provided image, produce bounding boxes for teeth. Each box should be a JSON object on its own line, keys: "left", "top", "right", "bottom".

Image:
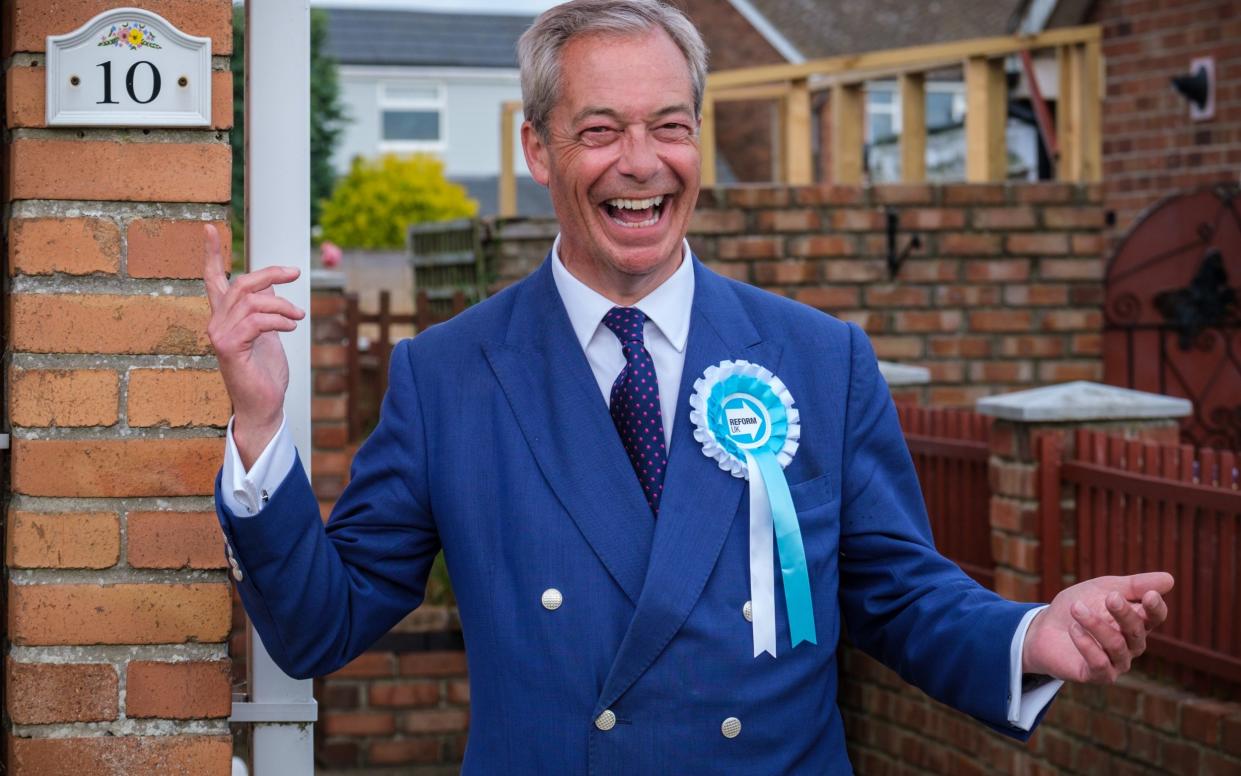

{"left": 606, "top": 195, "right": 665, "bottom": 210}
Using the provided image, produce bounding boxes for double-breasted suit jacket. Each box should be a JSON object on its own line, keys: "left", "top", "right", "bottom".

{"left": 217, "top": 256, "right": 1040, "bottom": 774}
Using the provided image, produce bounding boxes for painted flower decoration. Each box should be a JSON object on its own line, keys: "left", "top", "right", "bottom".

{"left": 98, "top": 23, "right": 161, "bottom": 50}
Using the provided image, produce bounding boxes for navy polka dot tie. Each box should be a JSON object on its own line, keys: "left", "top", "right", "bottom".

{"left": 602, "top": 307, "right": 668, "bottom": 517}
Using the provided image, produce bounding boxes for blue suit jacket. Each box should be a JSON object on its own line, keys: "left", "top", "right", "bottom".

{"left": 217, "top": 257, "right": 1040, "bottom": 774}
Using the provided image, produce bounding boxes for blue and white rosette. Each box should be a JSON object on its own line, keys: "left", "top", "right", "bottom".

{"left": 689, "top": 360, "right": 816, "bottom": 657}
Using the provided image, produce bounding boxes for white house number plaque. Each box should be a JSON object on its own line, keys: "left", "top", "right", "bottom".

{"left": 46, "top": 7, "right": 212, "bottom": 127}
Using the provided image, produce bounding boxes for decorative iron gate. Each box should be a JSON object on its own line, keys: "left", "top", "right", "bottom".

{"left": 1104, "top": 186, "right": 1241, "bottom": 450}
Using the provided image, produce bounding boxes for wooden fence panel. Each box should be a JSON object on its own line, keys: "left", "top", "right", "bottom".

{"left": 898, "top": 405, "right": 994, "bottom": 589}
{"left": 1054, "top": 429, "right": 1241, "bottom": 686}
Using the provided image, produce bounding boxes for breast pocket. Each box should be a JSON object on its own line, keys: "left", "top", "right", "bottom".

{"left": 786, "top": 472, "right": 840, "bottom": 577}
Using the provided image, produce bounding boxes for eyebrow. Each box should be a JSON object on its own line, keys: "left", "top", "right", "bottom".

{"left": 571, "top": 104, "right": 696, "bottom": 125}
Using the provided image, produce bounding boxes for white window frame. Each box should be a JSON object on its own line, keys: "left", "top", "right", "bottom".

{"left": 866, "top": 79, "right": 967, "bottom": 142}
{"left": 377, "top": 80, "right": 447, "bottom": 153}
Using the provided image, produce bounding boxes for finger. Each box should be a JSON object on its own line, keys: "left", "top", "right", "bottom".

{"left": 225, "top": 313, "right": 300, "bottom": 346}
{"left": 222, "top": 293, "right": 305, "bottom": 331}
{"left": 225, "top": 265, "right": 300, "bottom": 301}
{"left": 1069, "top": 621, "right": 1113, "bottom": 683}
{"left": 1141, "top": 590, "right": 1168, "bottom": 631}
{"left": 1106, "top": 591, "right": 1148, "bottom": 657}
{"left": 1072, "top": 601, "right": 1129, "bottom": 675}
{"left": 1122, "top": 571, "right": 1174, "bottom": 600}
{"left": 203, "top": 224, "right": 230, "bottom": 308}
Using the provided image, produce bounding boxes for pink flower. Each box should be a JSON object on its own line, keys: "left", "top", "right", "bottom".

{"left": 321, "top": 241, "right": 343, "bottom": 269}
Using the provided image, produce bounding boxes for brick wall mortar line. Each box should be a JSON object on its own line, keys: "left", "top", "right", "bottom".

{"left": 11, "top": 427, "right": 224, "bottom": 440}
{"left": 9, "top": 644, "right": 227, "bottom": 664}
{"left": 11, "top": 569, "right": 226, "bottom": 585}
{"left": 10, "top": 719, "right": 230, "bottom": 738}
{"left": 11, "top": 353, "right": 219, "bottom": 370}
{"left": 11, "top": 277, "right": 207, "bottom": 295}
{"left": 9, "top": 495, "right": 217, "bottom": 512}
{"left": 10, "top": 200, "right": 229, "bottom": 219}
{"left": 9, "top": 127, "right": 229, "bottom": 145}
{"left": 4, "top": 53, "right": 43, "bottom": 68}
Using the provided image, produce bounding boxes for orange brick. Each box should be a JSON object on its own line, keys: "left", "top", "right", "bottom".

{"left": 127, "top": 512, "right": 226, "bottom": 570}
{"left": 128, "top": 369, "right": 230, "bottom": 427}
{"left": 717, "top": 235, "right": 783, "bottom": 260}
{"left": 369, "top": 681, "right": 440, "bottom": 708}
{"left": 127, "top": 220, "right": 231, "bottom": 279}
{"left": 4, "top": 65, "right": 43, "bottom": 126}
{"left": 1006, "top": 233, "right": 1071, "bottom": 256}
{"left": 5, "top": 0, "right": 233, "bottom": 55}
{"left": 126, "top": 661, "right": 231, "bottom": 719}
{"left": 969, "top": 310, "right": 1033, "bottom": 333}
{"left": 212, "top": 70, "right": 232, "bottom": 129}
{"left": 311, "top": 344, "right": 348, "bottom": 368}
{"left": 402, "top": 708, "right": 469, "bottom": 733}
{"left": 323, "top": 711, "right": 396, "bottom": 736}
{"left": 870, "top": 336, "right": 924, "bottom": 360}
{"left": 10, "top": 294, "right": 211, "bottom": 355}
{"left": 6, "top": 511, "right": 120, "bottom": 569}
{"left": 9, "top": 582, "right": 230, "bottom": 646}
{"left": 892, "top": 311, "right": 962, "bottom": 333}
{"left": 941, "top": 184, "right": 1007, "bottom": 204}
{"left": 756, "top": 209, "right": 821, "bottom": 232}
{"left": 899, "top": 208, "right": 966, "bottom": 230}
{"left": 368, "top": 739, "right": 440, "bottom": 766}
{"left": 794, "top": 287, "right": 859, "bottom": 310}
{"left": 1037, "top": 360, "right": 1101, "bottom": 382}
{"left": 8, "top": 139, "right": 230, "bottom": 203}
{"left": 398, "top": 651, "right": 468, "bottom": 677}
{"left": 1039, "top": 258, "right": 1102, "bottom": 280}
{"left": 9, "top": 368, "right": 119, "bottom": 427}
{"left": 12, "top": 438, "right": 222, "bottom": 497}
{"left": 6, "top": 661, "right": 118, "bottom": 724}
{"left": 939, "top": 233, "right": 1000, "bottom": 255}
{"left": 7, "top": 736, "right": 232, "bottom": 776}
{"left": 963, "top": 259, "right": 1030, "bottom": 282}
{"left": 971, "top": 207, "right": 1037, "bottom": 230}
{"left": 872, "top": 184, "right": 934, "bottom": 204}
{"left": 725, "top": 186, "right": 789, "bottom": 208}
{"left": 788, "top": 235, "right": 853, "bottom": 257}
{"left": 8, "top": 217, "right": 120, "bottom": 275}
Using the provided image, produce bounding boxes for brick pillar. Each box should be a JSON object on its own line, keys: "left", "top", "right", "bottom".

{"left": 2, "top": 2, "right": 235, "bottom": 773}
{"left": 310, "top": 270, "right": 351, "bottom": 521}
{"left": 977, "top": 382, "right": 1190, "bottom": 602}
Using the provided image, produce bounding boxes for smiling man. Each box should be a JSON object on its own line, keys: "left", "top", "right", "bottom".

{"left": 207, "top": 1, "right": 1173, "bottom": 773}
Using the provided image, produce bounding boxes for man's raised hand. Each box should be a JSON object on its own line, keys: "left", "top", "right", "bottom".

{"left": 203, "top": 224, "right": 304, "bottom": 469}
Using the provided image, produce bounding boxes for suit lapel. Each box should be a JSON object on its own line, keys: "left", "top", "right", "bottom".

{"left": 597, "top": 259, "right": 783, "bottom": 711}
{"left": 483, "top": 258, "right": 654, "bottom": 605}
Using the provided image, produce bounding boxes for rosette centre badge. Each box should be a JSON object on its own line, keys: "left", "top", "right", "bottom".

{"left": 689, "top": 360, "right": 816, "bottom": 657}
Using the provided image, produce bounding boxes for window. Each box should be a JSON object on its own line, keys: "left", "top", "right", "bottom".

{"left": 379, "top": 81, "right": 445, "bottom": 151}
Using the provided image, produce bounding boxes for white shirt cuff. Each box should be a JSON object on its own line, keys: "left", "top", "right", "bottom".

{"left": 221, "top": 414, "right": 296, "bottom": 517}
{"left": 1008, "top": 605, "right": 1065, "bottom": 730}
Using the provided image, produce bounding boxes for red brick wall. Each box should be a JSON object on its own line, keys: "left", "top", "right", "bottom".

{"left": 840, "top": 647, "right": 1241, "bottom": 776}
{"left": 493, "top": 183, "right": 1106, "bottom": 406}
{"left": 2, "top": 1, "right": 235, "bottom": 773}
{"left": 1094, "top": 0, "right": 1241, "bottom": 240}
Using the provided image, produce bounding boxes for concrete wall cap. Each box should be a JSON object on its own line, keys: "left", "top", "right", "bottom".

{"left": 975, "top": 381, "right": 1193, "bottom": 422}
{"left": 879, "top": 361, "right": 931, "bottom": 386}
{"left": 310, "top": 269, "right": 347, "bottom": 290}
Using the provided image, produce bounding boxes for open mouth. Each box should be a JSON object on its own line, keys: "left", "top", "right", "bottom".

{"left": 603, "top": 195, "right": 667, "bottom": 229}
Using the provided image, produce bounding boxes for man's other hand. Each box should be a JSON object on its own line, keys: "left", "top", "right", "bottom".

{"left": 202, "top": 224, "right": 304, "bottom": 469}
{"left": 1022, "top": 571, "right": 1174, "bottom": 683}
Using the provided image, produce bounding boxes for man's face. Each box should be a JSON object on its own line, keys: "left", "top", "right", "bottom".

{"left": 522, "top": 28, "right": 701, "bottom": 298}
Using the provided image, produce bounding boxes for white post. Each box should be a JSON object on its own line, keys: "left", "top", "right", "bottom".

{"left": 229, "top": 1, "right": 317, "bottom": 772}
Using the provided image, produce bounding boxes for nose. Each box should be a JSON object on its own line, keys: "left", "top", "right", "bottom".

{"left": 615, "top": 127, "right": 660, "bottom": 181}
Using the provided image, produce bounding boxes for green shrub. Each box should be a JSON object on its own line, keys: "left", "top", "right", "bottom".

{"left": 319, "top": 153, "right": 478, "bottom": 249}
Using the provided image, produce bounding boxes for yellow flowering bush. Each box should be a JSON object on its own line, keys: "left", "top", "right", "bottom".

{"left": 319, "top": 153, "right": 478, "bottom": 249}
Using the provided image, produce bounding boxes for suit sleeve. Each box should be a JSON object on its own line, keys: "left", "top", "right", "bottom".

{"left": 216, "top": 338, "right": 440, "bottom": 679}
{"left": 835, "top": 322, "right": 1045, "bottom": 738}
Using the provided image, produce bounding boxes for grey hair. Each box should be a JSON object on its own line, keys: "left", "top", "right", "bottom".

{"left": 517, "top": 0, "right": 709, "bottom": 137}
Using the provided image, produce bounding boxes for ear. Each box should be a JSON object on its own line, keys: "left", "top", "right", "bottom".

{"left": 520, "top": 121, "right": 551, "bottom": 187}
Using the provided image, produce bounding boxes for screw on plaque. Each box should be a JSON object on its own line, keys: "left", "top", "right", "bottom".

{"left": 70, "top": 75, "right": 80, "bottom": 86}
{"left": 178, "top": 76, "right": 188, "bottom": 87}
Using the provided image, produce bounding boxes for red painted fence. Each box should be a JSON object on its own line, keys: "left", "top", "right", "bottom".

{"left": 1039, "top": 429, "right": 1241, "bottom": 686}
{"left": 898, "top": 406, "right": 995, "bottom": 590}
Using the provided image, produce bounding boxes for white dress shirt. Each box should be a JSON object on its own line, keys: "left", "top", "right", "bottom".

{"left": 220, "top": 235, "right": 1058, "bottom": 729}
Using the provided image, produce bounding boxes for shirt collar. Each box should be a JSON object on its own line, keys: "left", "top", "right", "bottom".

{"left": 550, "top": 235, "right": 694, "bottom": 354}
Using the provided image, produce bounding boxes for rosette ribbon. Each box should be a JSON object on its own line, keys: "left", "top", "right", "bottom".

{"left": 689, "top": 360, "right": 816, "bottom": 657}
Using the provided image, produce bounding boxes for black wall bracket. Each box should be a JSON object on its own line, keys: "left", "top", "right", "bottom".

{"left": 885, "top": 208, "right": 922, "bottom": 280}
